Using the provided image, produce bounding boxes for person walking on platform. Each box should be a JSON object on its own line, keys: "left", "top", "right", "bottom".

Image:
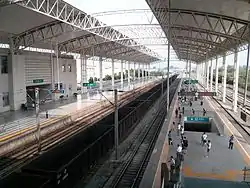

{"left": 206, "top": 140, "right": 212, "bottom": 157}
{"left": 168, "top": 131, "right": 173, "bottom": 145}
{"left": 189, "top": 100, "right": 192, "bottom": 107}
{"left": 182, "top": 137, "right": 189, "bottom": 154}
{"left": 203, "top": 108, "right": 206, "bottom": 116}
{"left": 228, "top": 135, "right": 234, "bottom": 150}
{"left": 201, "top": 132, "right": 207, "bottom": 146}
{"left": 200, "top": 100, "right": 203, "bottom": 106}
{"left": 182, "top": 106, "right": 185, "bottom": 114}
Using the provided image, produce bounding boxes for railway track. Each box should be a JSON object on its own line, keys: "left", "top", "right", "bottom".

{"left": 0, "top": 81, "right": 159, "bottom": 180}
{"left": 108, "top": 79, "right": 180, "bottom": 188}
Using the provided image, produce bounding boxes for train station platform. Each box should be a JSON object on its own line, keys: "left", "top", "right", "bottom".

{"left": 0, "top": 78, "right": 157, "bottom": 142}
{"left": 140, "top": 80, "right": 250, "bottom": 188}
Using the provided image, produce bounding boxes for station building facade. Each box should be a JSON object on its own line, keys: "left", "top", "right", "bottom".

{"left": 0, "top": 49, "right": 77, "bottom": 113}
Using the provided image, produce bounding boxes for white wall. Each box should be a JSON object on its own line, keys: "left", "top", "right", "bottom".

{"left": 8, "top": 54, "right": 27, "bottom": 111}
{"left": 53, "top": 57, "right": 77, "bottom": 97}
{"left": 0, "top": 49, "right": 10, "bottom": 113}
{"left": 24, "top": 54, "right": 52, "bottom": 86}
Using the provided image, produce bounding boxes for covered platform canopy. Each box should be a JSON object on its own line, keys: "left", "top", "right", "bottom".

{"left": 146, "top": 0, "right": 250, "bottom": 63}
{"left": 0, "top": 0, "right": 161, "bottom": 63}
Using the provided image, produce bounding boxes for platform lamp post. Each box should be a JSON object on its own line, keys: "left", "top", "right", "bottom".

{"left": 35, "top": 87, "right": 41, "bottom": 153}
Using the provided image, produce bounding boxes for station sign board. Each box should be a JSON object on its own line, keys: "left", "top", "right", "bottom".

{"left": 33, "top": 79, "right": 44, "bottom": 84}
{"left": 178, "top": 91, "right": 216, "bottom": 96}
{"left": 48, "top": 89, "right": 64, "bottom": 94}
{"left": 184, "top": 116, "right": 210, "bottom": 123}
{"left": 183, "top": 79, "right": 198, "bottom": 84}
{"left": 83, "top": 83, "right": 96, "bottom": 87}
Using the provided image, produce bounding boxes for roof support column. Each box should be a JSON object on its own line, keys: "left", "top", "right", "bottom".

{"left": 128, "top": 62, "right": 131, "bottom": 86}
{"left": 196, "top": 64, "right": 199, "bottom": 81}
{"left": 210, "top": 60, "right": 213, "bottom": 92}
{"left": 233, "top": 49, "right": 239, "bottom": 112}
{"left": 215, "top": 56, "right": 219, "bottom": 94}
{"left": 148, "top": 63, "right": 151, "bottom": 79}
{"left": 142, "top": 64, "right": 145, "bottom": 80}
{"left": 166, "top": 0, "right": 171, "bottom": 112}
{"left": 243, "top": 44, "right": 250, "bottom": 107}
{"left": 81, "top": 53, "right": 87, "bottom": 94}
{"left": 133, "top": 62, "right": 136, "bottom": 81}
{"left": 206, "top": 58, "right": 210, "bottom": 90}
{"left": 222, "top": 54, "right": 227, "bottom": 103}
{"left": 55, "top": 43, "right": 60, "bottom": 92}
{"left": 188, "top": 60, "right": 191, "bottom": 92}
{"left": 121, "top": 60, "right": 124, "bottom": 86}
{"left": 111, "top": 59, "right": 115, "bottom": 89}
{"left": 138, "top": 63, "right": 141, "bottom": 80}
{"left": 203, "top": 62, "right": 206, "bottom": 87}
{"left": 99, "top": 57, "right": 103, "bottom": 90}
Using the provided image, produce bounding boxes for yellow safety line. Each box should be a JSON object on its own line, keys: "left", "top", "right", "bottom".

{"left": 0, "top": 115, "right": 66, "bottom": 142}
{"left": 183, "top": 166, "right": 243, "bottom": 181}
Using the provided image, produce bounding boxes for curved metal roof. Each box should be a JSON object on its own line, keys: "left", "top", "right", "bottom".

{"left": 0, "top": 0, "right": 160, "bottom": 63}
{"left": 146, "top": 0, "right": 250, "bottom": 63}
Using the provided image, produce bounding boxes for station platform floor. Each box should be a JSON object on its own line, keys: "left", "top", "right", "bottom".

{"left": 0, "top": 78, "right": 157, "bottom": 140}
{"left": 169, "top": 97, "right": 248, "bottom": 181}
{"left": 143, "top": 82, "right": 250, "bottom": 188}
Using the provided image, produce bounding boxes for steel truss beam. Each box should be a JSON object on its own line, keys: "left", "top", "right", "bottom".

{"left": 144, "top": 1, "right": 250, "bottom": 62}
{"left": 12, "top": 0, "right": 160, "bottom": 60}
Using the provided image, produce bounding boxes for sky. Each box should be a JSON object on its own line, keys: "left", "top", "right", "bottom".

{"left": 65, "top": 0, "right": 249, "bottom": 82}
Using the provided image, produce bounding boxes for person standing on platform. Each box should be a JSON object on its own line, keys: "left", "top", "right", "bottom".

{"left": 206, "top": 140, "right": 212, "bottom": 157}
{"left": 168, "top": 156, "right": 176, "bottom": 175}
{"left": 176, "top": 144, "right": 182, "bottom": 160}
{"left": 179, "top": 113, "right": 182, "bottom": 121}
{"left": 182, "top": 106, "right": 185, "bottom": 114}
{"left": 200, "top": 100, "right": 203, "bottom": 106}
{"left": 168, "top": 131, "right": 173, "bottom": 145}
{"left": 180, "top": 126, "right": 185, "bottom": 140}
{"left": 177, "top": 123, "right": 181, "bottom": 136}
{"left": 201, "top": 132, "right": 207, "bottom": 146}
{"left": 182, "top": 137, "right": 189, "bottom": 154}
{"left": 228, "top": 135, "right": 234, "bottom": 150}
{"left": 192, "top": 109, "right": 195, "bottom": 115}
{"left": 175, "top": 108, "right": 178, "bottom": 118}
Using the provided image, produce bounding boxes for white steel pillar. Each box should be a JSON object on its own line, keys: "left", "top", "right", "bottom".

{"left": 222, "top": 55, "right": 227, "bottom": 103}
{"left": 121, "top": 60, "right": 124, "bottom": 86}
{"left": 148, "top": 63, "right": 151, "bottom": 79}
{"left": 142, "top": 64, "right": 144, "bottom": 80}
{"left": 128, "top": 62, "right": 131, "bottom": 85}
{"left": 206, "top": 61, "right": 210, "bottom": 90}
{"left": 99, "top": 57, "right": 103, "bottom": 90}
{"left": 81, "top": 54, "right": 87, "bottom": 93}
{"left": 215, "top": 56, "right": 219, "bottom": 94}
{"left": 133, "top": 62, "right": 136, "bottom": 81}
{"left": 210, "top": 60, "right": 213, "bottom": 92}
{"left": 55, "top": 43, "right": 60, "bottom": 91}
{"left": 138, "top": 63, "right": 141, "bottom": 80}
{"left": 188, "top": 60, "right": 191, "bottom": 92}
{"left": 243, "top": 44, "right": 250, "bottom": 107}
{"left": 111, "top": 59, "right": 115, "bottom": 89}
{"left": 233, "top": 49, "right": 239, "bottom": 112}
